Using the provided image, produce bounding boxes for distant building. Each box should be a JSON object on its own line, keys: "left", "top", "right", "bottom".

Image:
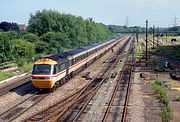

{"left": 18, "top": 24, "right": 27, "bottom": 31}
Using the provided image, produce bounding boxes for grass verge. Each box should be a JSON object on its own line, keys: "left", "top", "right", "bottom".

{"left": 0, "top": 71, "right": 14, "bottom": 81}
{"left": 135, "top": 41, "right": 143, "bottom": 59}
{"left": 18, "top": 62, "right": 33, "bottom": 72}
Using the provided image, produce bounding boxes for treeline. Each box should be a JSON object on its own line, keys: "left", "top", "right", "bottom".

{"left": 108, "top": 25, "right": 145, "bottom": 33}
{"left": 0, "top": 9, "right": 112, "bottom": 64}
{"left": 0, "top": 22, "right": 19, "bottom": 32}
{"left": 28, "top": 10, "right": 112, "bottom": 53}
{"left": 166, "top": 26, "right": 180, "bottom": 35}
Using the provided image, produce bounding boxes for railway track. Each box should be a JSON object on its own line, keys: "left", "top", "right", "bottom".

{"left": 22, "top": 36, "right": 132, "bottom": 122}
{"left": 0, "top": 74, "right": 31, "bottom": 96}
{"left": 70, "top": 37, "right": 134, "bottom": 122}
{"left": 102, "top": 39, "right": 134, "bottom": 122}
{"left": 0, "top": 91, "right": 49, "bottom": 122}
{"left": 56, "top": 37, "right": 134, "bottom": 122}
{"left": 103, "top": 60, "right": 134, "bottom": 122}
{"left": 78, "top": 38, "right": 134, "bottom": 122}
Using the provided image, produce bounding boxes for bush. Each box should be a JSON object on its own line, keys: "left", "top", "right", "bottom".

{"left": 152, "top": 80, "right": 168, "bottom": 106}
{"left": 23, "top": 33, "right": 39, "bottom": 43}
{"left": 18, "top": 62, "right": 33, "bottom": 72}
{"left": 16, "top": 58, "right": 33, "bottom": 72}
{"left": 0, "top": 32, "right": 14, "bottom": 63}
{"left": 155, "top": 80, "right": 162, "bottom": 86}
{"left": 12, "top": 39, "right": 35, "bottom": 59}
{"left": 152, "top": 80, "right": 173, "bottom": 121}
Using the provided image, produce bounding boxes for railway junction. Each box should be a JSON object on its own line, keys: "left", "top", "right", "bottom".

{"left": 0, "top": 35, "right": 180, "bottom": 122}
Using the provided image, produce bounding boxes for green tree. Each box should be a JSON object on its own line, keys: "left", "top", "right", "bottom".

{"left": 23, "top": 33, "right": 39, "bottom": 43}
{"left": 0, "top": 32, "right": 14, "bottom": 63}
{"left": 28, "top": 9, "right": 112, "bottom": 53}
{"left": 34, "top": 41, "right": 49, "bottom": 54}
{"left": 40, "top": 32, "right": 71, "bottom": 54}
{"left": 12, "top": 39, "right": 35, "bottom": 60}
{"left": 28, "top": 9, "right": 62, "bottom": 36}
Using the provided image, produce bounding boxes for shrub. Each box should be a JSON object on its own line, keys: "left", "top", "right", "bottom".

{"left": 155, "top": 80, "right": 162, "bottom": 86}
{"left": 151, "top": 80, "right": 173, "bottom": 121}
{"left": 17, "top": 60, "right": 33, "bottom": 72}
{"left": 152, "top": 80, "right": 168, "bottom": 106}
{"left": 160, "top": 106, "right": 173, "bottom": 121}
{"left": 12, "top": 39, "right": 35, "bottom": 60}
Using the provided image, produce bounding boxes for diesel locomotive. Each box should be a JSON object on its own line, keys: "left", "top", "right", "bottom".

{"left": 31, "top": 38, "right": 122, "bottom": 89}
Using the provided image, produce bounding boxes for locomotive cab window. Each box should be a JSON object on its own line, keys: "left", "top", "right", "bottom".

{"left": 32, "top": 64, "right": 52, "bottom": 75}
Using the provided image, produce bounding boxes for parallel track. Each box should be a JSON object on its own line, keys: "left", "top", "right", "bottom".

{"left": 57, "top": 37, "right": 133, "bottom": 122}
{"left": 0, "top": 91, "right": 48, "bottom": 122}
{"left": 103, "top": 38, "right": 135, "bottom": 122}
{"left": 0, "top": 74, "right": 31, "bottom": 96}
{"left": 102, "top": 64, "right": 133, "bottom": 122}
{"left": 22, "top": 36, "right": 132, "bottom": 122}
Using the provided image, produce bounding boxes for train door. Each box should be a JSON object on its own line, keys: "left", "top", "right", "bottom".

{"left": 65, "top": 60, "right": 70, "bottom": 75}
{"left": 53, "top": 64, "right": 58, "bottom": 81}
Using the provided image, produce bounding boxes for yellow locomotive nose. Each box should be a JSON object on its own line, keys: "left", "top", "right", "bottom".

{"left": 32, "top": 80, "right": 55, "bottom": 88}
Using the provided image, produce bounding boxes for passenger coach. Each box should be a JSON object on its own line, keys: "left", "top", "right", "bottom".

{"left": 31, "top": 38, "right": 121, "bottom": 89}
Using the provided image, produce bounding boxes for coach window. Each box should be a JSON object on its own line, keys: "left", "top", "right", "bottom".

{"left": 81, "top": 54, "right": 85, "bottom": 60}
{"left": 75, "top": 56, "right": 80, "bottom": 63}
{"left": 89, "top": 50, "right": 94, "bottom": 55}
{"left": 70, "top": 59, "right": 74, "bottom": 66}
{"left": 61, "top": 64, "right": 66, "bottom": 71}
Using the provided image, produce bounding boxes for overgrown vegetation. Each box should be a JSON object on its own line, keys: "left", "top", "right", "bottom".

{"left": 135, "top": 41, "right": 143, "bottom": 59}
{"left": 155, "top": 45, "right": 180, "bottom": 59}
{"left": 151, "top": 80, "right": 173, "bottom": 121}
{"left": 18, "top": 61, "right": 33, "bottom": 72}
{"left": 160, "top": 106, "right": 173, "bottom": 121}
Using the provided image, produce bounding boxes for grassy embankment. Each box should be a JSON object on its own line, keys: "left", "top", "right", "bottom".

{"left": 0, "top": 62, "right": 15, "bottom": 81}
{"left": 0, "top": 61, "right": 33, "bottom": 81}
{"left": 0, "top": 72, "right": 14, "bottom": 81}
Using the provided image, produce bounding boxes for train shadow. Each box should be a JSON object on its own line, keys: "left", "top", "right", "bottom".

{"left": 9, "top": 82, "right": 37, "bottom": 96}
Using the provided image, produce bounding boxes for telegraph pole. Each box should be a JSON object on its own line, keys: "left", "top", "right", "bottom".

{"left": 153, "top": 25, "right": 155, "bottom": 49}
{"left": 145, "top": 20, "right": 148, "bottom": 67}
{"left": 157, "top": 27, "right": 159, "bottom": 47}
{"left": 166, "top": 32, "right": 167, "bottom": 43}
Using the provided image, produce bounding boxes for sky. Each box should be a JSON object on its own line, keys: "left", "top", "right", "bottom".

{"left": 0, "top": 0, "right": 179, "bottom": 27}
